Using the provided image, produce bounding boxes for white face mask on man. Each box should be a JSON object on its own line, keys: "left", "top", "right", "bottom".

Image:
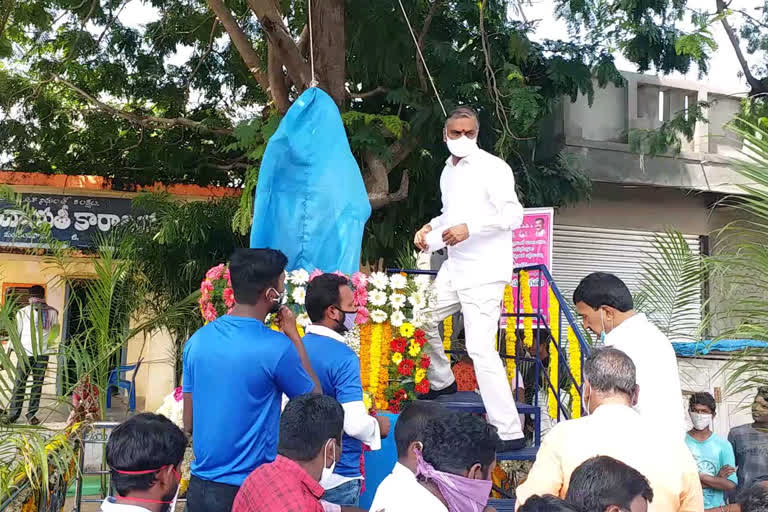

{"left": 318, "top": 439, "right": 338, "bottom": 488}
{"left": 690, "top": 412, "right": 712, "bottom": 431}
{"left": 445, "top": 133, "right": 478, "bottom": 158}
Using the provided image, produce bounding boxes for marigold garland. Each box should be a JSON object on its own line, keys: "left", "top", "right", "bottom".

{"left": 568, "top": 327, "right": 582, "bottom": 419}
{"left": 377, "top": 322, "right": 393, "bottom": 405}
{"left": 503, "top": 285, "right": 516, "bottom": 383}
{"left": 442, "top": 315, "right": 453, "bottom": 356}
{"left": 547, "top": 288, "right": 560, "bottom": 419}
{"left": 359, "top": 323, "right": 372, "bottom": 395}
{"left": 369, "top": 323, "right": 383, "bottom": 396}
{"left": 520, "top": 271, "right": 534, "bottom": 349}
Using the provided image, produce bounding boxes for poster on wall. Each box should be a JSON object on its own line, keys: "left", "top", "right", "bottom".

{"left": 0, "top": 194, "right": 153, "bottom": 248}
{"left": 502, "top": 207, "right": 554, "bottom": 328}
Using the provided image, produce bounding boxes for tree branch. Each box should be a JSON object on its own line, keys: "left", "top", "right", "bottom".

{"left": 185, "top": 19, "right": 219, "bottom": 90}
{"left": 416, "top": 0, "right": 443, "bottom": 90}
{"left": 268, "top": 40, "right": 291, "bottom": 113}
{"left": 716, "top": 0, "right": 767, "bottom": 95}
{"left": 206, "top": 0, "right": 270, "bottom": 94}
{"left": 349, "top": 86, "right": 389, "bottom": 99}
{"left": 247, "top": 0, "right": 311, "bottom": 92}
{"left": 368, "top": 171, "right": 409, "bottom": 210}
{"left": 53, "top": 75, "right": 233, "bottom": 136}
{"left": 297, "top": 25, "right": 309, "bottom": 58}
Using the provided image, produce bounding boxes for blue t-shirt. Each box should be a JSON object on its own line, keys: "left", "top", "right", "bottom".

{"left": 685, "top": 432, "right": 738, "bottom": 508}
{"left": 303, "top": 331, "right": 365, "bottom": 478}
{"left": 182, "top": 316, "right": 314, "bottom": 486}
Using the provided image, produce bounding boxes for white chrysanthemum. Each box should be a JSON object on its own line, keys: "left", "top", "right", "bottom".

{"left": 343, "top": 328, "right": 361, "bottom": 355}
{"left": 389, "top": 293, "right": 407, "bottom": 310}
{"left": 408, "top": 292, "right": 426, "bottom": 309}
{"left": 291, "top": 286, "right": 306, "bottom": 305}
{"left": 155, "top": 393, "right": 184, "bottom": 429}
{"left": 370, "top": 272, "right": 389, "bottom": 290}
{"left": 414, "top": 274, "right": 432, "bottom": 290}
{"left": 296, "top": 313, "right": 311, "bottom": 328}
{"left": 290, "top": 269, "right": 310, "bottom": 286}
{"left": 389, "top": 273, "right": 407, "bottom": 290}
{"left": 370, "top": 309, "right": 388, "bottom": 323}
{"left": 390, "top": 310, "right": 406, "bottom": 327}
{"left": 369, "top": 289, "right": 388, "bottom": 307}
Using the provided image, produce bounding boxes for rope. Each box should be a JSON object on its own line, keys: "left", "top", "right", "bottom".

{"left": 308, "top": 0, "right": 318, "bottom": 87}
{"left": 396, "top": 0, "right": 447, "bottom": 117}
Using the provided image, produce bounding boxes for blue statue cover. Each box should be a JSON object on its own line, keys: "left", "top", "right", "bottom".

{"left": 249, "top": 88, "right": 371, "bottom": 275}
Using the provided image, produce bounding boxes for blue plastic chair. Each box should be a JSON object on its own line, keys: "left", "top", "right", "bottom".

{"left": 106, "top": 358, "right": 143, "bottom": 411}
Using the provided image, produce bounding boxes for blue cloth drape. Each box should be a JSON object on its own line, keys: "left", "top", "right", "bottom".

{"left": 249, "top": 88, "right": 371, "bottom": 275}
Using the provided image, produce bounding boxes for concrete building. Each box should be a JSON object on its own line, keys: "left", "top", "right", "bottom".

{"left": 0, "top": 172, "right": 238, "bottom": 416}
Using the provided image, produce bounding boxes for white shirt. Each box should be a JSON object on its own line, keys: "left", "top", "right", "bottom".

{"left": 430, "top": 148, "right": 524, "bottom": 289}
{"left": 605, "top": 313, "right": 687, "bottom": 438}
{"left": 304, "top": 324, "right": 382, "bottom": 491}
{"left": 16, "top": 304, "right": 59, "bottom": 357}
{"left": 370, "top": 462, "right": 448, "bottom": 512}
{"left": 100, "top": 498, "right": 150, "bottom": 511}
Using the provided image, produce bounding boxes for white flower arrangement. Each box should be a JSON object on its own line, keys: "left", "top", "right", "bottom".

{"left": 390, "top": 310, "right": 406, "bottom": 327}
{"left": 370, "top": 309, "right": 388, "bottom": 323}
{"left": 389, "top": 273, "right": 408, "bottom": 290}
{"left": 368, "top": 289, "right": 388, "bottom": 307}
{"left": 291, "top": 286, "right": 307, "bottom": 305}
{"left": 389, "top": 293, "right": 407, "bottom": 310}
{"left": 289, "top": 269, "right": 310, "bottom": 286}
{"left": 296, "top": 312, "right": 311, "bottom": 328}
{"left": 370, "top": 272, "right": 389, "bottom": 290}
{"left": 155, "top": 388, "right": 184, "bottom": 430}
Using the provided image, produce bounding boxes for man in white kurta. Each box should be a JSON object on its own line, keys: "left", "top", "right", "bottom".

{"left": 573, "top": 272, "right": 687, "bottom": 439}
{"left": 414, "top": 106, "right": 525, "bottom": 450}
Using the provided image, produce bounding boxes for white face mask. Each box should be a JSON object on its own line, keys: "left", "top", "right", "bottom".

{"left": 166, "top": 484, "right": 180, "bottom": 512}
{"left": 318, "top": 440, "right": 337, "bottom": 488}
{"left": 690, "top": 412, "right": 712, "bottom": 431}
{"left": 445, "top": 135, "right": 478, "bottom": 158}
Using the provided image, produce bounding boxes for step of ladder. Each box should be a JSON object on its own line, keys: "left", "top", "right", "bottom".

{"left": 423, "top": 391, "right": 541, "bottom": 463}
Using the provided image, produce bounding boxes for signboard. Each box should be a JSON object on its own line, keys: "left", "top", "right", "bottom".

{"left": 0, "top": 194, "right": 153, "bottom": 248}
{"left": 504, "top": 207, "right": 554, "bottom": 327}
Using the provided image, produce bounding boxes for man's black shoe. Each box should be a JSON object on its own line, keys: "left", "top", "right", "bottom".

{"left": 497, "top": 437, "right": 526, "bottom": 453}
{"left": 417, "top": 381, "right": 458, "bottom": 400}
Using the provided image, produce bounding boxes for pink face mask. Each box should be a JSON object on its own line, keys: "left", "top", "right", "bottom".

{"left": 415, "top": 451, "right": 492, "bottom": 512}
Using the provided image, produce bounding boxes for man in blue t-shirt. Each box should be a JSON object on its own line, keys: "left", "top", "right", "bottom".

{"left": 182, "top": 248, "right": 321, "bottom": 512}
{"left": 302, "top": 273, "right": 391, "bottom": 507}
{"left": 685, "top": 392, "right": 737, "bottom": 511}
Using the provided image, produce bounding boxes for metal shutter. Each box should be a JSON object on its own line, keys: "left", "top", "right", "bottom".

{"left": 551, "top": 225, "right": 702, "bottom": 318}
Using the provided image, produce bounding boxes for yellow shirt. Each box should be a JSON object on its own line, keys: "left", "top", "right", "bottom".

{"left": 515, "top": 404, "right": 704, "bottom": 512}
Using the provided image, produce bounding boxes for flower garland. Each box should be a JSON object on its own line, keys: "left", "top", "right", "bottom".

{"left": 369, "top": 323, "right": 383, "bottom": 398}
{"left": 442, "top": 316, "right": 452, "bottom": 356}
{"left": 519, "top": 271, "right": 534, "bottom": 349}
{"left": 503, "top": 285, "right": 516, "bottom": 383}
{"left": 360, "top": 323, "right": 372, "bottom": 399}
{"left": 378, "top": 322, "right": 392, "bottom": 406}
{"left": 568, "top": 326, "right": 582, "bottom": 419}
{"left": 385, "top": 324, "right": 430, "bottom": 412}
{"left": 547, "top": 288, "right": 560, "bottom": 419}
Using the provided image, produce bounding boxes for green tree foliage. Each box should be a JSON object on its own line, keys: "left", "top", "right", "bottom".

{"left": 1, "top": 0, "right": 624, "bottom": 261}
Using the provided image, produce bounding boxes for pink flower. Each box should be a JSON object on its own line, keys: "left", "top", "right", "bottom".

{"left": 332, "top": 270, "right": 347, "bottom": 278}
{"left": 227, "top": 307, "right": 234, "bottom": 315}
{"left": 355, "top": 307, "right": 370, "bottom": 325}
{"left": 223, "top": 287, "right": 235, "bottom": 308}
{"left": 205, "top": 263, "right": 226, "bottom": 281}
{"left": 200, "top": 279, "right": 213, "bottom": 300}
{"left": 223, "top": 268, "right": 231, "bottom": 285}
{"left": 203, "top": 302, "right": 218, "bottom": 322}
{"left": 309, "top": 269, "right": 323, "bottom": 282}
{"left": 173, "top": 387, "right": 183, "bottom": 401}
{"left": 353, "top": 287, "right": 368, "bottom": 307}
{"left": 351, "top": 272, "right": 368, "bottom": 289}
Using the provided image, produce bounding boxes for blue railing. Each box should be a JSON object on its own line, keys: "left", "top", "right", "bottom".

{"left": 387, "top": 264, "right": 590, "bottom": 438}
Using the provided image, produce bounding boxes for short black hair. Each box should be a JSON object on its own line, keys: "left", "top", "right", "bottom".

{"left": 690, "top": 391, "right": 716, "bottom": 414}
{"left": 305, "top": 274, "right": 350, "bottom": 323}
{"left": 29, "top": 285, "right": 45, "bottom": 299}
{"left": 106, "top": 413, "right": 187, "bottom": 497}
{"left": 278, "top": 394, "right": 344, "bottom": 461}
{"left": 573, "top": 272, "right": 633, "bottom": 312}
{"left": 519, "top": 495, "right": 580, "bottom": 512}
{"left": 395, "top": 401, "right": 448, "bottom": 458}
{"left": 421, "top": 412, "right": 499, "bottom": 475}
{"left": 583, "top": 347, "right": 637, "bottom": 397}
{"left": 229, "top": 248, "right": 287, "bottom": 305}
{"left": 565, "top": 456, "right": 653, "bottom": 511}
{"left": 739, "top": 484, "right": 768, "bottom": 512}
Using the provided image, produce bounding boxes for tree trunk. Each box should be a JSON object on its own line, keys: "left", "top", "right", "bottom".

{"left": 311, "top": 0, "right": 346, "bottom": 107}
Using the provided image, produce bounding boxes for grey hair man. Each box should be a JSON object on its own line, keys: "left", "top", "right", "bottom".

{"left": 516, "top": 347, "right": 704, "bottom": 512}
{"left": 413, "top": 105, "right": 526, "bottom": 453}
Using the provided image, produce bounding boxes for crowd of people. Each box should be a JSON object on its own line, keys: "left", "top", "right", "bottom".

{"left": 95, "top": 105, "right": 767, "bottom": 512}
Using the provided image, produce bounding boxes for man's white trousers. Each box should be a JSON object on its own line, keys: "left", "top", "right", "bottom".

{"left": 423, "top": 269, "right": 524, "bottom": 441}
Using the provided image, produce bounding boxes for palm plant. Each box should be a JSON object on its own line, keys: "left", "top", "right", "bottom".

{"left": 634, "top": 229, "right": 705, "bottom": 342}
